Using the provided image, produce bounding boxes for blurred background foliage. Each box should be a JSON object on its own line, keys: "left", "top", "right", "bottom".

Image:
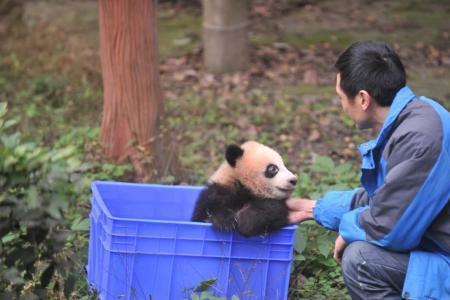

{"left": 0, "top": 0, "right": 449, "bottom": 298}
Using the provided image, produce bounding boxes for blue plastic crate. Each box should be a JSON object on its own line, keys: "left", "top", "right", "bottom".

{"left": 88, "top": 181, "right": 297, "bottom": 300}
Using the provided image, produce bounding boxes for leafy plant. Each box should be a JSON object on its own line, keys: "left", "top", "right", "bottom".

{"left": 189, "top": 278, "right": 240, "bottom": 300}
{"left": 0, "top": 102, "right": 129, "bottom": 298}
{"left": 190, "top": 291, "right": 226, "bottom": 300}
{"left": 289, "top": 155, "right": 360, "bottom": 299}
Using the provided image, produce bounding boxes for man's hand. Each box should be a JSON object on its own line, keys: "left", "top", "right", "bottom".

{"left": 286, "top": 198, "right": 316, "bottom": 224}
{"left": 333, "top": 235, "right": 347, "bottom": 264}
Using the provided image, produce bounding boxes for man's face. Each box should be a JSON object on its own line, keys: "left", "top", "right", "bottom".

{"left": 335, "top": 73, "right": 371, "bottom": 130}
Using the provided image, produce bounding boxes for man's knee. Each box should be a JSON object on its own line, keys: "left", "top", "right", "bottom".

{"left": 341, "top": 241, "right": 374, "bottom": 277}
{"left": 340, "top": 241, "right": 409, "bottom": 299}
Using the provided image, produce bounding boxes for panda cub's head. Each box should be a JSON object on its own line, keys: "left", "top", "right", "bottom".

{"left": 209, "top": 141, "right": 297, "bottom": 200}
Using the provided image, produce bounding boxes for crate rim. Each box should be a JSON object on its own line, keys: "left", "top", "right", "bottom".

{"left": 91, "top": 180, "right": 298, "bottom": 230}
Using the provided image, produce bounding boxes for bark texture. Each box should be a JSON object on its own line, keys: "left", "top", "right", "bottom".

{"left": 98, "top": 0, "right": 182, "bottom": 180}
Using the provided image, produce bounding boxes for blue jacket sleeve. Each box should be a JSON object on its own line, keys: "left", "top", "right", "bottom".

{"left": 339, "top": 132, "right": 449, "bottom": 251}
{"left": 313, "top": 189, "right": 359, "bottom": 231}
{"left": 339, "top": 206, "right": 368, "bottom": 243}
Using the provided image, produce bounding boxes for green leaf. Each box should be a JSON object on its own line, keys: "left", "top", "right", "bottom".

{"left": 71, "top": 217, "right": 89, "bottom": 231}
{"left": 2, "top": 132, "right": 21, "bottom": 148}
{"left": 334, "top": 163, "right": 352, "bottom": 174}
{"left": 3, "top": 118, "right": 18, "bottom": 129}
{"left": 231, "top": 295, "right": 240, "bottom": 300}
{"left": 294, "top": 253, "right": 305, "bottom": 261}
{"left": 67, "top": 157, "right": 82, "bottom": 171}
{"left": 302, "top": 220, "right": 317, "bottom": 226}
{"left": 316, "top": 234, "right": 332, "bottom": 258}
{"left": 321, "top": 257, "right": 338, "bottom": 267}
{"left": 200, "top": 292, "right": 216, "bottom": 300}
{"left": 51, "top": 146, "right": 76, "bottom": 162}
{"left": 200, "top": 291, "right": 223, "bottom": 300}
{"left": 190, "top": 293, "right": 200, "bottom": 300}
{"left": 0, "top": 102, "right": 7, "bottom": 118}
{"left": 14, "top": 144, "right": 28, "bottom": 156}
{"left": 313, "top": 155, "right": 335, "bottom": 172}
{"left": 194, "top": 278, "right": 217, "bottom": 292}
{"left": 46, "top": 202, "right": 62, "bottom": 220}
{"left": 26, "top": 186, "right": 40, "bottom": 208}
{"left": 294, "top": 226, "right": 307, "bottom": 253}
{"left": 1, "top": 231, "right": 19, "bottom": 244}
{"left": 327, "top": 184, "right": 351, "bottom": 191}
{"left": 3, "top": 267, "right": 25, "bottom": 285}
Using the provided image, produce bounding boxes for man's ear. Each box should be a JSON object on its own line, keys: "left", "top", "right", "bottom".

{"left": 225, "top": 144, "right": 244, "bottom": 167}
{"left": 358, "top": 90, "right": 371, "bottom": 110}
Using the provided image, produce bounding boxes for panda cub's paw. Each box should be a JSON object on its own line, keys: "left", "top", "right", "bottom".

{"left": 209, "top": 209, "right": 238, "bottom": 232}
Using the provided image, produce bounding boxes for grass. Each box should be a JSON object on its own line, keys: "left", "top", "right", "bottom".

{"left": 408, "top": 68, "right": 450, "bottom": 106}
{"left": 158, "top": 9, "right": 202, "bottom": 57}
{"left": 281, "top": 31, "right": 365, "bottom": 50}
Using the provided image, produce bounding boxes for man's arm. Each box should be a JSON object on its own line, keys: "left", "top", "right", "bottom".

{"left": 339, "top": 131, "right": 448, "bottom": 251}
{"left": 287, "top": 188, "right": 362, "bottom": 230}
{"left": 287, "top": 188, "right": 370, "bottom": 225}
{"left": 287, "top": 198, "right": 316, "bottom": 223}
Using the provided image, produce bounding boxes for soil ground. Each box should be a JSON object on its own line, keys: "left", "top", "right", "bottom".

{"left": 1, "top": 0, "right": 449, "bottom": 180}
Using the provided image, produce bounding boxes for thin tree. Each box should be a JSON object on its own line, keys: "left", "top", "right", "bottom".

{"left": 203, "top": 0, "right": 249, "bottom": 74}
{"left": 98, "top": 0, "right": 182, "bottom": 181}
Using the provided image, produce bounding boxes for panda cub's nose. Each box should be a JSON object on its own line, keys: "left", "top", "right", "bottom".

{"left": 289, "top": 178, "right": 297, "bottom": 186}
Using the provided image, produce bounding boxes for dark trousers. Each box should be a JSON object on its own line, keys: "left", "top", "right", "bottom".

{"left": 341, "top": 241, "right": 410, "bottom": 300}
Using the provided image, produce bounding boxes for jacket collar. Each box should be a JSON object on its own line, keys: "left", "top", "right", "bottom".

{"left": 358, "top": 85, "right": 416, "bottom": 156}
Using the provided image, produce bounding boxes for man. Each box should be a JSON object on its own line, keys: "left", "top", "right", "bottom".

{"left": 288, "top": 41, "right": 450, "bottom": 300}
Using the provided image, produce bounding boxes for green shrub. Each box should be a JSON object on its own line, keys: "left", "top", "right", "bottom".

{"left": 0, "top": 102, "right": 129, "bottom": 299}
{"left": 290, "top": 155, "right": 360, "bottom": 299}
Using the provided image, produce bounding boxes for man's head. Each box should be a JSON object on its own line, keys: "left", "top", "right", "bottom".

{"left": 335, "top": 41, "right": 406, "bottom": 129}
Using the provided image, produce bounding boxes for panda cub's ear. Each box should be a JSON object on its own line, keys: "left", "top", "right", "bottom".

{"left": 225, "top": 144, "right": 244, "bottom": 167}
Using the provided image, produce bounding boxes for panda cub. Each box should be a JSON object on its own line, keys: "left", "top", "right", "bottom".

{"left": 191, "top": 141, "right": 297, "bottom": 237}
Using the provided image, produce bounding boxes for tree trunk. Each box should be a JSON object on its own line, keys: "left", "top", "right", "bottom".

{"left": 98, "top": 0, "right": 182, "bottom": 181}
{"left": 202, "top": 0, "right": 249, "bottom": 74}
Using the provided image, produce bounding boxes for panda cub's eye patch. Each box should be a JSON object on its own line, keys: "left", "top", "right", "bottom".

{"left": 265, "top": 164, "right": 279, "bottom": 178}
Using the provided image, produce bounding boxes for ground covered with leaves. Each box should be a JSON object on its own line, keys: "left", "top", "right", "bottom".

{"left": 0, "top": 0, "right": 449, "bottom": 299}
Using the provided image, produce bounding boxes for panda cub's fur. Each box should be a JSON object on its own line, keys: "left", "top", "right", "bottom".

{"left": 191, "top": 141, "right": 297, "bottom": 237}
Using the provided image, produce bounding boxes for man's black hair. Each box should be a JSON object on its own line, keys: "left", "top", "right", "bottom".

{"left": 335, "top": 41, "right": 406, "bottom": 107}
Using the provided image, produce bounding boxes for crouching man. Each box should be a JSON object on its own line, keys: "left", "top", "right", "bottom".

{"left": 288, "top": 41, "right": 450, "bottom": 300}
